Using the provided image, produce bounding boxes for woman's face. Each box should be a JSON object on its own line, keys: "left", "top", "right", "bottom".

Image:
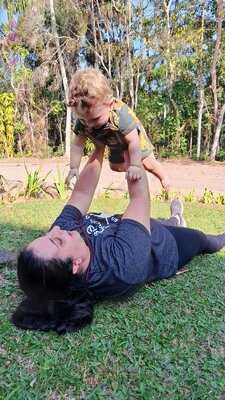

{"left": 28, "top": 226, "right": 89, "bottom": 273}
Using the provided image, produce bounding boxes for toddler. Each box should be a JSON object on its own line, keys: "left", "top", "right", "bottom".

{"left": 66, "top": 68, "right": 170, "bottom": 188}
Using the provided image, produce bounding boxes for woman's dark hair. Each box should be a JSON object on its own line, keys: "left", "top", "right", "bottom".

{"left": 12, "top": 248, "right": 94, "bottom": 335}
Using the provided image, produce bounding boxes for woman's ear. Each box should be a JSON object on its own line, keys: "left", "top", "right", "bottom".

{"left": 72, "top": 258, "right": 82, "bottom": 274}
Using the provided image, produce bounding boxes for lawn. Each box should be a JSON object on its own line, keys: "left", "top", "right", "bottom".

{"left": 0, "top": 197, "right": 225, "bottom": 400}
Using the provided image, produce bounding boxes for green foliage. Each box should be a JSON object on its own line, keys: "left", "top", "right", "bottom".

{"left": 136, "top": 84, "right": 195, "bottom": 157}
{"left": 201, "top": 188, "right": 225, "bottom": 205}
{"left": 53, "top": 169, "right": 67, "bottom": 200}
{"left": 14, "top": 121, "right": 26, "bottom": 135}
{"left": 201, "top": 188, "right": 215, "bottom": 205}
{"left": 0, "top": 0, "right": 225, "bottom": 160}
{"left": 153, "top": 188, "right": 225, "bottom": 207}
{"left": 214, "top": 193, "right": 225, "bottom": 205}
{"left": 50, "top": 100, "right": 65, "bottom": 116}
{"left": 184, "top": 190, "right": 197, "bottom": 203}
{"left": 84, "top": 138, "right": 95, "bottom": 155}
{"left": 14, "top": 67, "right": 32, "bottom": 84}
{"left": 52, "top": 145, "right": 65, "bottom": 157}
{"left": 0, "top": 92, "right": 15, "bottom": 157}
{"left": 136, "top": 91, "right": 163, "bottom": 142}
{"left": 104, "top": 188, "right": 111, "bottom": 199}
{"left": 11, "top": 44, "right": 29, "bottom": 58}
{"left": 2, "top": 0, "right": 29, "bottom": 17}
{"left": 24, "top": 166, "right": 51, "bottom": 198}
{"left": 154, "top": 189, "right": 170, "bottom": 201}
{"left": 216, "top": 148, "right": 225, "bottom": 161}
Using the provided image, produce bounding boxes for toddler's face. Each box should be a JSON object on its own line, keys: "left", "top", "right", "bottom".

{"left": 75, "top": 98, "right": 112, "bottom": 130}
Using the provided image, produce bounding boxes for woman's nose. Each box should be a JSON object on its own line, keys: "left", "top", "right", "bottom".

{"left": 50, "top": 226, "right": 62, "bottom": 238}
{"left": 52, "top": 226, "right": 60, "bottom": 233}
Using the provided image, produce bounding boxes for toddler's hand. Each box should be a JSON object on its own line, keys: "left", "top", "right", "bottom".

{"left": 126, "top": 165, "right": 143, "bottom": 181}
{"left": 161, "top": 177, "right": 170, "bottom": 192}
{"left": 65, "top": 168, "right": 79, "bottom": 186}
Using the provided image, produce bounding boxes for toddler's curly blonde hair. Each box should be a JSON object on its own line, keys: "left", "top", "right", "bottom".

{"left": 68, "top": 68, "right": 113, "bottom": 109}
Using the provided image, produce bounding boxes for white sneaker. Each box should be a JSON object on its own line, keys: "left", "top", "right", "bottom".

{"left": 170, "top": 199, "right": 187, "bottom": 227}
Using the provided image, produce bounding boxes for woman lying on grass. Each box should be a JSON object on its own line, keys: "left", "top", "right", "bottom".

{"left": 12, "top": 146, "right": 225, "bottom": 334}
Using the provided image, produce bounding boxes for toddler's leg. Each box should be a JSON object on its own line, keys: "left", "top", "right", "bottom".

{"left": 142, "top": 154, "right": 170, "bottom": 191}
{"left": 142, "top": 154, "right": 156, "bottom": 173}
{"left": 159, "top": 216, "right": 180, "bottom": 227}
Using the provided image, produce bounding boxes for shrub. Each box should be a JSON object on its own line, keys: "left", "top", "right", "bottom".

{"left": 25, "top": 166, "right": 51, "bottom": 198}
{"left": 53, "top": 169, "right": 67, "bottom": 200}
{"left": 0, "top": 92, "right": 15, "bottom": 157}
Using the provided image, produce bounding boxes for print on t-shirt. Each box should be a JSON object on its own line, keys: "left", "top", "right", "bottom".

{"left": 84, "top": 213, "right": 120, "bottom": 237}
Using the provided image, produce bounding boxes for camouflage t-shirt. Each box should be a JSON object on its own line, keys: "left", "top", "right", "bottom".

{"left": 74, "top": 99, "right": 154, "bottom": 158}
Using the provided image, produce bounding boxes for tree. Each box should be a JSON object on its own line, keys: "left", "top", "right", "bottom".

{"left": 1, "top": 0, "right": 225, "bottom": 160}
{"left": 210, "top": 0, "right": 225, "bottom": 160}
{"left": 196, "top": 0, "right": 207, "bottom": 159}
{"left": 49, "top": 0, "right": 71, "bottom": 158}
{"left": 83, "top": 0, "right": 147, "bottom": 108}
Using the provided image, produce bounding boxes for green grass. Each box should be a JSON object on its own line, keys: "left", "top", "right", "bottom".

{"left": 0, "top": 197, "right": 225, "bottom": 400}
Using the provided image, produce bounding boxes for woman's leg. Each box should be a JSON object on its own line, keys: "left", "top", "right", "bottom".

{"left": 164, "top": 225, "right": 225, "bottom": 268}
{"left": 158, "top": 216, "right": 180, "bottom": 227}
{"left": 159, "top": 199, "right": 186, "bottom": 227}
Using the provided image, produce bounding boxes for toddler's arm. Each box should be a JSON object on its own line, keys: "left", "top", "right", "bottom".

{"left": 65, "top": 135, "right": 86, "bottom": 185}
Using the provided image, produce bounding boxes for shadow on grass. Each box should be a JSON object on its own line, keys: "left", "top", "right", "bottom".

{"left": 0, "top": 222, "right": 45, "bottom": 254}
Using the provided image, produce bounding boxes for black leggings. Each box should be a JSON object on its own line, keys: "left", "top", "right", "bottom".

{"left": 161, "top": 218, "right": 225, "bottom": 268}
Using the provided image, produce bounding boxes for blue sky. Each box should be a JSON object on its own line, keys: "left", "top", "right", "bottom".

{"left": 0, "top": 7, "right": 8, "bottom": 24}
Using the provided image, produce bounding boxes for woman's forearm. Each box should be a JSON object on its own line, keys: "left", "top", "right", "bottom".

{"left": 67, "top": 146, "right": 105, "bottom": 213}
{"left": 70, "top": 138, "right": 85, "bottom": 170}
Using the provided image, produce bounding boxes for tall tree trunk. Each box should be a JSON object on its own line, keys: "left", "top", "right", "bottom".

{"left": 65, "top": 106, "right": 71, "bottom": 157}
{"left": 197, "top": 87, "right": 204, "bottom": 159}
{"left": 126, "top": 0, "right": 134, "bottom": 109}
{"left": 134, "top": 66, "right": 140, "bottom": 110}
{"left": 189, "top": 130, "right": 193, "bottom": 157}
{"left": 119, "top": 59, "right": 125, "bottom": 99}
{"left": 196, "top": 0, "right": 206, "bottom": 160}
{"left": 24, "top": 104, "right": 35, "bottom": 151}
{"left": 49, "top": 0, "right": 71, "bottom": 158}
{"left": 91, "top": 0, "right": 98, "bottom": 68}
{"left": 134, "top": 1, "right": 144, "bottom": 110}
{"left": 210, "top": 103, "right": 225, "bottom": 160}
{"left": 210, "top": 0, "right": 224, "bottom": 160}
{"left": 163, "top": 0, "right": 173, "bottom": 99}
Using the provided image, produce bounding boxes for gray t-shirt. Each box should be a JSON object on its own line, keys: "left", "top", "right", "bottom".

{"left": 51, "top": 205, "right": 179, "bottom": 299}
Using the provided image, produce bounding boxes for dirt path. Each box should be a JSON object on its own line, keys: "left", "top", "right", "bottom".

{"left": 0, "top": 157, "right": 225, "bottom": 197}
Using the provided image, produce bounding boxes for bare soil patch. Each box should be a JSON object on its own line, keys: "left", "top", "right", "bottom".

{"left": 0, "top": 156, "right": 224, "bottom": 197}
